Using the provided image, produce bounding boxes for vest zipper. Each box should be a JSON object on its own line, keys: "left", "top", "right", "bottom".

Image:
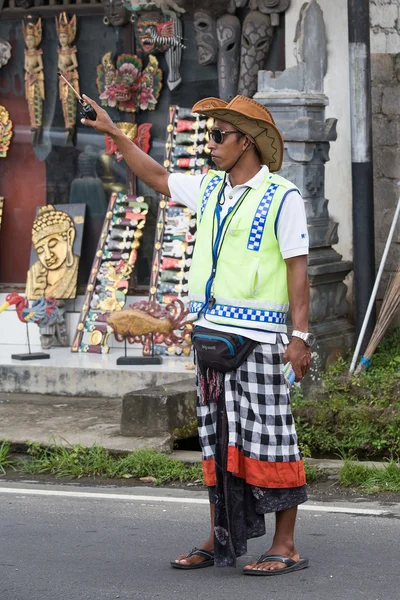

{"left": 254, "top": 265, "right": 261, "bottom": 296}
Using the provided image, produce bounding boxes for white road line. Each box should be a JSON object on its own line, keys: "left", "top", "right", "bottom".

{"left": 0, "top": 487, "right": 389, "bottom": 516}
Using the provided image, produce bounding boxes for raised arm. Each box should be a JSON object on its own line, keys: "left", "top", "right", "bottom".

{"left": 81, "top": 95, "right": 171, "bottom": 197}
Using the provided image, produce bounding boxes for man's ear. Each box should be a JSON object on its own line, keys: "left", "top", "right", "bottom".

{"left": 242, "top": 135, "right": 253, "bottom": 152}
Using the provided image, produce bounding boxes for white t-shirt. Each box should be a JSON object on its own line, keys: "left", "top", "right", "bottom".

{"left": 167, "top": 165, "right": 309, "bottom": 344}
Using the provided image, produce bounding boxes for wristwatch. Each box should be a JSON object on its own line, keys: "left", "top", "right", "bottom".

{"left": 292, "top": 330, "right": 316, "bottom": 347}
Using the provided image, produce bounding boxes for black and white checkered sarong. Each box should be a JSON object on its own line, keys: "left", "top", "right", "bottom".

{"left": 197, "top": 336, "right": 302, "bottom": 469}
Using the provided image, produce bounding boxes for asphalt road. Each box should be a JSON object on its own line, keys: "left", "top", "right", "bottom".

{"left": 1, "top": 482, "right": 399, "bottom": 600}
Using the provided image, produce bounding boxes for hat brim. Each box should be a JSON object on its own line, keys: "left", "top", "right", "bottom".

{"left": 192, "top": 100, "right": 283, "bottom": 172}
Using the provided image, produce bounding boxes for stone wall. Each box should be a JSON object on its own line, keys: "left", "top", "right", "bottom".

{"left": 370, "top": 0, "right": 400, "bottom": 54}
{"left": 370, "top": 0, "right": 400, "bottom": 321}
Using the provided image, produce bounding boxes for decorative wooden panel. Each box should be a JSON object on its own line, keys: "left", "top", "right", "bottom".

{"left": 71, "top": 192, "right": 148, "bottom": 354}
{"left": 147, "top": 105, "right": 212, "bottom": 356}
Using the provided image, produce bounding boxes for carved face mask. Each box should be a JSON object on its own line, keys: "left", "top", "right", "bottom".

{"left": 216, "top": 14, "right": 241, "bottom": 102}
{"left": 135, "top": 11, "right": 163, "bottom": 54}
{"left": 238, "top": 10, "right": 274, "bottom": 97}
{"left": 193, "top": 9, "right": 218, "bottom": 66}
{"left": 0, "top": 39, "right": 11, "bottom": 68}
{"left": 103, "top": 0, "right": 131, "bottom": 27}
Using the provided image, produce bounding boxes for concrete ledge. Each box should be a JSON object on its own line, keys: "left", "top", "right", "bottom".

{"left": 0, "top": 393, "right": 172, "bottom": 453}
{"left": 121, "top": 379, "right": 197, "bottom": 439}
{"left": 0, "top": 364, "right": 195, "bottom": 399}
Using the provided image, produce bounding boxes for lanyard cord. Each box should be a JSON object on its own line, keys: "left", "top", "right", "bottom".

{"left": 209, "top": 183, "right": 252, "bottom": 287}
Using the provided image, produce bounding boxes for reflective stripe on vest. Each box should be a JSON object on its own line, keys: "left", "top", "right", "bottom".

{"left": 200, "top": 175, "right": 223, "bottom": 221}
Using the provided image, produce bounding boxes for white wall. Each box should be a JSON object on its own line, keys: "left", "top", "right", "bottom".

{"left": 285, "top": 0, "right": 353, "bottom": 263}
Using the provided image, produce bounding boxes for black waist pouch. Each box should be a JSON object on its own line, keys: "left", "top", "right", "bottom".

{"left": 192, "top": 326, "right": 258, "bottom": 374}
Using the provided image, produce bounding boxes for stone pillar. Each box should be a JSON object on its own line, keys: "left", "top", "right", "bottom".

{"left": 255, "top": 0, "right": 354, "bottom": 388}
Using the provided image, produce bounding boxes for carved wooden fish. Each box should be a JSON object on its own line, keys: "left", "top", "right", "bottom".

{"left": 107, "top": 309, "right": 173, "bottom": 337}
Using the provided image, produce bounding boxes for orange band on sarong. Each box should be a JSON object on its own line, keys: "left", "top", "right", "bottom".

{"left": 202, "top": 447, "right": 306, "bottom": 489}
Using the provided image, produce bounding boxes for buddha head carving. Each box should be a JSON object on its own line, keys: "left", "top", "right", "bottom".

{"left": 32, "top": 206, "right": 76, "bottom": 272}
{"left": 193, "top": 9, "right": 218, "bottom": 66}
{"left": 26, "top": 205, "right": 82, "bottom": 300}
{"left": 102, "top": 0, "right": 131, "bottom": 27}
{"left": 238, "top": 10, "right": 274, "bottom": 97}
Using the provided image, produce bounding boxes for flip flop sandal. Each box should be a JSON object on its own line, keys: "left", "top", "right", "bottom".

{"left": 243, "top": 554, "right": 309, "bottom": 576}
{"left": 171, "top": 548, "right": 214, "bottom": 570}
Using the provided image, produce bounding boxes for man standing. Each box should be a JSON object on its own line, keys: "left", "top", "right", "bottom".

{"left": 82, "top": 94, "right": 313, "bottom": 575}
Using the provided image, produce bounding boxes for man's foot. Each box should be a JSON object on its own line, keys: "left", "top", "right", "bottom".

{"left": 243, "top": 544, "right": 302, "bottom": 573}
{"left": 172, "top": 540, "right": 214, "bottom": 568}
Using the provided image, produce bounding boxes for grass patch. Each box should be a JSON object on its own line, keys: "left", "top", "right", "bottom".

{"left": 23, "top": 441, "right": 204, "bottom": 485}
{"left": 304, "top": 461, "right": 321, "bottom": 483}
{"left": 113, "top": 449, "right": 203, "bottom": 484}
{"left": 0, "top": 441, "right": 14, "bottom": 475}
{"left": 339, "top": 459, "right": 400, "bottom": 493}
{"left": 292, "top": 328, "right": 400, "bottom": 459}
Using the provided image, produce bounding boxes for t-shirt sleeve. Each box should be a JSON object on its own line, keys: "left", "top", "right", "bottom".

{"left": 276, "top": 190, "right": 309, "bottom": 259}
{"left": 168, "top": 173, "right": 204, "bottom": 214}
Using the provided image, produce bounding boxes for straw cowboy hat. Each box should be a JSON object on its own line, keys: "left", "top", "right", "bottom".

{"left": 192, "top": 95, "right": 284, "bottom": 172}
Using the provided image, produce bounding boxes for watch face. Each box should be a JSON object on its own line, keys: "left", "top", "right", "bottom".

{"left": 305, "top": 333, "right": 316, "bottom": 347}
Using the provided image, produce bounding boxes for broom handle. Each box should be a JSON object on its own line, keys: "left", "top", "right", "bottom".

{"left": 349, "top": 193, "right": 400, "bottom": 374}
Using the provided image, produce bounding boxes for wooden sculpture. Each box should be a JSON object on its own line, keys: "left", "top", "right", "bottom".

{"left": 71, "top": 193, "right": 148, "bottom": 354}
{"left": 0, "top": 293, "right": 63, "bottom": 327}
{"left": 105, "top": 122, "right": 152, "bottom": 161}
{"left": 22, "top": 17, "right": 44, "bottom": 146}
{"left": 0, "top": 106, "right": 12, "bottom": 158}
{"left": 96, "top": 52, "right": 162, "bottom": 113}
{"left": 0, "top": 39, "right": 12, "bottom": 69}
{"left": 56, "top": 12, "right": 79, "bottom": 145}
{"left": 26, "top": 205, "right": 84, "bottom": 300}
{"left": 107, "top": 298, "right": 192, "bottom": 351}
{"left": 133, "top": 11, "right": 185, "bottom": 54}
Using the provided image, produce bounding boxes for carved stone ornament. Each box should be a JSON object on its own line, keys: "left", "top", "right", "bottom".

{"left": 102, "top": 0, "right": 131, "bottom": 26}
{"left": 255, "top": 0, "right": 354, "bottom": 381}
{"left": 22, "top": 16, "right": 45, "bottom": 146}
{"left": 238, "top": 10, "right": 274, "bottom": 97}
{"left": 0, "top": 39, "right": 11, "bottom": 69}
{"left": 193, "top": 9, "right": 218, "bottom": 66}
{"left": 258, "top": 0, "right": 327, "bottom": 93}
{"left": 0, "top": 106, "right": 13, "bottom": 158}
{"left": 96, "top": 52, "right": 162, "bottom": 113}
{"left": 26, "top": 204, "right": 86, "bottom": 301}
{"left": 217, "top": 14, "right": 241, "bottom": 102}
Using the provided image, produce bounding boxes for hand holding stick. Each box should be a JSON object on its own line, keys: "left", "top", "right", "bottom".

{"left": 58, "top": 72, "right": 97, "bottom": 121}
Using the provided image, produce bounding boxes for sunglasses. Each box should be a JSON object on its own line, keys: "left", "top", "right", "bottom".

{"left": 210, "top": 128, "right": 242, "bottom": 144}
